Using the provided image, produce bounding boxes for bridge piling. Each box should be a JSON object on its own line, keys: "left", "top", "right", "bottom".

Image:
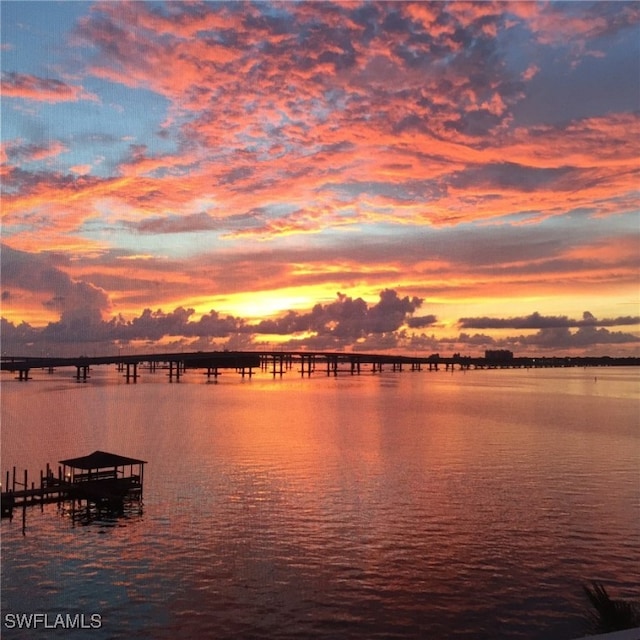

{"left": 76, "top": 365, "right": 89, "bottom": 382}
{"left": 205, "top": 366, "right": 219, "bottom": 380}
{"left": 125, "top": 363, "right": 138, "bottom": 383}
{"left": 270, "top": 354, "right": 285, "bottom": 377}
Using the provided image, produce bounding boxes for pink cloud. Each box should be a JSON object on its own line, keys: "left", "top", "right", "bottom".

{"left": 4, "top": 140, "right": 67, "bottom": 163}
{"left": 1, "top": 72, "right": 98, "bottom": 103}
{"left": 69, "top": 164, "right": 92, "bottom": 176}
{"left": 521, "top": 64, "right": 539, "bottom": 81}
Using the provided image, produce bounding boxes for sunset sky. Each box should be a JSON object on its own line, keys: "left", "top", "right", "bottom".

{"left": 2, "top": 1, "right": 639, "bottom": 357}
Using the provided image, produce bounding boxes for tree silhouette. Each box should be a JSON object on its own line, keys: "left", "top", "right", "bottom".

{"left": 583, "top": 581, "right": 640, "bottom": 633}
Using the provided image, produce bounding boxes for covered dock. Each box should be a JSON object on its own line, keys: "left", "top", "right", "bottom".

{"left": 1, "top": 450, "right": 146, "bottom": 521}
{"left": 59, "top": 450, "right": 146, "bottom": 504}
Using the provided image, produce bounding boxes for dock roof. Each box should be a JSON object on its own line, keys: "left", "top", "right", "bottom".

{"left": 59, "top": 450, "right": 146, "bottom": 470}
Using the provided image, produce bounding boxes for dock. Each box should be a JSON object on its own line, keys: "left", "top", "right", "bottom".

{"left": 1, "top": 451, "right": 146, "bottom": 529}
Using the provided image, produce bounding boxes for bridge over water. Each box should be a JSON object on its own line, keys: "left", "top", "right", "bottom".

{"left": 1, "top": 351, "right": 638, "bottom": 383}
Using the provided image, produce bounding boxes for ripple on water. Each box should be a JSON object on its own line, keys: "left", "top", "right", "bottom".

{"left": 2, "top": 368, "right": 639, "bottom": 640}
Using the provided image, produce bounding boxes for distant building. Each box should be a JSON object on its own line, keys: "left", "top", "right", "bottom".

{"left": 485, "top": 349, "right": 514, "bottom": 363}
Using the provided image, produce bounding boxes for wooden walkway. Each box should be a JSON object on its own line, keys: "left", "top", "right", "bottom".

{"left": 2, "top": 464, "right": 68, "bottom": 514}
{"left": 2, "top": 477, "right": 142, "bottom": 512}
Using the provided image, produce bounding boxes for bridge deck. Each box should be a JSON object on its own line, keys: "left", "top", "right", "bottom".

{"left": 1, "top": 350, "right": 637, "bottom": 383}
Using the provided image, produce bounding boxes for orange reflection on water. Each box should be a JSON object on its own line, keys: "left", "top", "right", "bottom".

{"left": 2, "top": 366, "right": 639, "bottom": 640}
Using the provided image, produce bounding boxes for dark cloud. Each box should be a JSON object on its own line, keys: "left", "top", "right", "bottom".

{"left": 459, "top": 311, "right": 640, "bottom": 330}
{"left": 1, "top": 72, "right": 96, "bottom": 102}
{"left": 2, "top": 167, "right": 104, "bottom": 199}
{"left": 125, "top": 307, "right": 195, "bottom": 341}
{"left": 127, "top": 212, "right": 221, "bottom": 234}
{"left": 1, "top": 244, "right": 110, "bottom": 326}
{"left": 510, "top": 2, "right": 640, "bottom": 126}
{"left": 506, "top": 326, "right": 639, "bottom": 350}
{"left": 220, "top": 166, "right": 255, "bottom": 185}
{"left": 407, "top": 315, "right": 438, "bottom": 329}
{"left": 109, "top": 307, "right": 244, "bottom": 342}
{"left": 0, "top": 289, "right": 424, "bottom": 350}
{"left": 450, "top": 162, "right": 575, "bottom": 192}
{"left": 195, "top": 310, "right": 244, "bottom": 337}
{"left": 445, "top": 109, "right": 503, "bottom": 138}
{"left": 435, "top": 324, "right": 640, "bottom": 353}
{"left": 4, "top": 140, "right": 65, "bottom": 163}
{"left": 254, "top": 289, "right": 423, "bottom": 338}
{"left": 3, "top": 306, "right": 245, "bottom": 347}
{"left": 2, "top": 303, "right": 637, "bottom": 357}
{"left": 1, "top": 317, "right": 40, "bottom": 345}
{"left": 367, "top": 288, "right": 423, "bottom": 333}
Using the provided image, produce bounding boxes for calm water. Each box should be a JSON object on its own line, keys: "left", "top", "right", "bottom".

{"left": 1, "top": 365, "right": 639, "bottom": 639}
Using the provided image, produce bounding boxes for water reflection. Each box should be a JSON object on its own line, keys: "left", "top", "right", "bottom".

{"left": 2, "top": 367, "right": 639, "bottom": 639}
{"left": 59, "top": 498, "right": 144, "bottom": 528}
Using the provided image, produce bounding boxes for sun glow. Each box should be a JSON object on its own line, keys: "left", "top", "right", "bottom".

{"left": 197, "top": 288, "right": 325, "bottom": 320}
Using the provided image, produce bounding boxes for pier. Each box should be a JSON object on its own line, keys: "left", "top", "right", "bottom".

{"left": 1, "top": 451, "right": 146, "bottom": 531}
